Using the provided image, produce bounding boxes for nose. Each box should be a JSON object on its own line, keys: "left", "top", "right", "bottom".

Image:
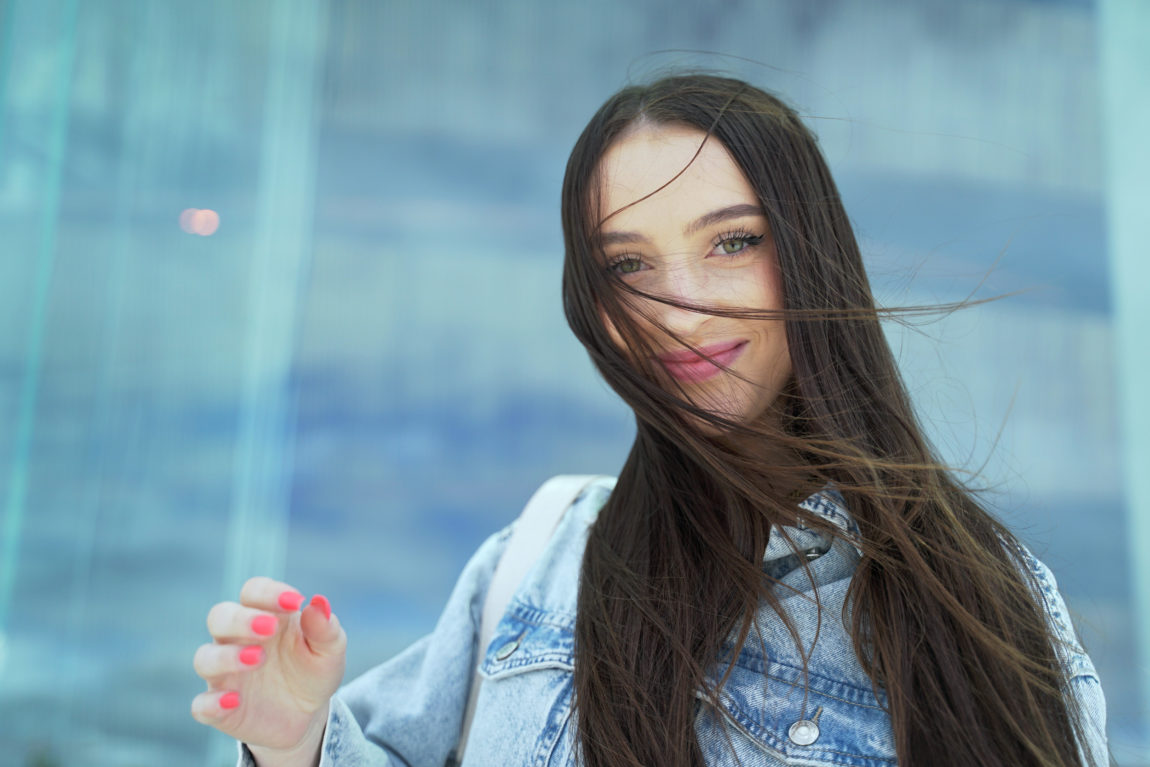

{"left": 650, "top": 261, "right": 712, "bottom": 337}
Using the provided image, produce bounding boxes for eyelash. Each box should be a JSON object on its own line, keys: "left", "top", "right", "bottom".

{"left": 605, "top": 229, "right": 766, "bottom": 275}
{"left": 606, "top": 253, "right": 645, "bottom": 275}
{"left": 711, "top": 229, "right": 765, "bottom": 256}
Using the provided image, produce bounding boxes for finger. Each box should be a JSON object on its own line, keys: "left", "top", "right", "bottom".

{"left": 190, "top": 689, "right": 242, "bottom": 727}
{"left": 193, "top": 642, "right": 265, "bottom": 681}
{"left": 300, "top": 594, "right": 347, "bottom": 657}
{"left": 239, "top": 576, "right": 305, "bottom": 612}
{"left": 206, "top": 601, "right": 282, "bottom": 642}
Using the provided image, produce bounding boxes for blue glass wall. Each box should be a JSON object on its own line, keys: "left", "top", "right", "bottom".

{"left": 0, "top": 0, "right": 1144, "bottom": 764}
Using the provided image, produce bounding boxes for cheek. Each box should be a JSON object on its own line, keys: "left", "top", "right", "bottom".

{"left": 599, "top": 307, "right": 628, "bottom": 351}
{"left": 769, "top": 339, "right": 793, "bottom": 384}
{"left": 756, "top": 259, "right": 785, "bottom": 311}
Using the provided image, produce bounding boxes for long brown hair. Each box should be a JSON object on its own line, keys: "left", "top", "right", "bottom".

{"left": 562, "top": 74, "right": 1090, "bottom": 766}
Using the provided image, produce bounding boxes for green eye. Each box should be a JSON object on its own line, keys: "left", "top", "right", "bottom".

{"left": 713, "top": 233, "right": 764, "bottom": 257}
{"left": 611, "top": 257, "right": 643, "bottom": 274}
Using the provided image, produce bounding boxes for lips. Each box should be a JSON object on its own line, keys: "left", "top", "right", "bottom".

{"left": 656, "top": 340, "right": 747, "bottom": 382}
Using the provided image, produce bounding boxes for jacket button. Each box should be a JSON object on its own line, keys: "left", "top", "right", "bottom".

{"left": 788, "top": 719, "right": 820, "bottom": 746}
{"left": 494, "top": 637, "right": 521, "bottom": 661}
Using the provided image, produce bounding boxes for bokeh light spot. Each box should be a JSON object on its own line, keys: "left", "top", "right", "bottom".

{"left": 179, "top": 208, "right": 220, "bottom": 236}
{"left": 179, "top": 208, "right": 197, "bottom": 233}
{"left": 192, "top": 209, "right": 220, "bottom": 236}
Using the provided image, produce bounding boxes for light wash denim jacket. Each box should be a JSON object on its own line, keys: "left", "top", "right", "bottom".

{"left": 240, "top": 478, "right": 1108, "bottom": 766}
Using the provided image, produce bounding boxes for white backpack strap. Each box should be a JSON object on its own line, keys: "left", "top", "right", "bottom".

{"left": 456, "top": 475, "right": 604, "bottom": 758}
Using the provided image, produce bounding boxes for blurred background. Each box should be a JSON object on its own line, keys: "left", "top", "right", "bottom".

{"left": 0, "top": 0, "right": 1147, "bottom": 764}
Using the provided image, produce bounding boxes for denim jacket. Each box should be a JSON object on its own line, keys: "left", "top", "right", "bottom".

{"left": 239, "top": 478, "right": 1108, "bottom": 766}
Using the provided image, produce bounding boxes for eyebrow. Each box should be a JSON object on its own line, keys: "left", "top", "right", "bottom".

{"left": 597, "top": 203, "right": 765, "bottom": 247}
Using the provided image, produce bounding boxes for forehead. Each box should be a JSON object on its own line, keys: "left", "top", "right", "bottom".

{"left": 596, "top": 124, "right": 757, "bottom": 229}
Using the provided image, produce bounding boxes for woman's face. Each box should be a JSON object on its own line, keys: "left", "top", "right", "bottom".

{"left": 595, "top": 122, "right": 792, "bottom": 424}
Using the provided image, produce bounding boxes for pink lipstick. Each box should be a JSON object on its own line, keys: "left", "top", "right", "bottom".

{"left": 657, "top": 340, "right": 747, "bottom": 382}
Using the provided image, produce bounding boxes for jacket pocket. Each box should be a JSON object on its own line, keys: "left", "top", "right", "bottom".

{"left": 479, "top": 601, "right": 576, "bottom": 678}
{"left": 465, "top": 602, "right": 577, "bottom": 767}
{"left": 700, "top": 658, "right": 898, "bottom": 767}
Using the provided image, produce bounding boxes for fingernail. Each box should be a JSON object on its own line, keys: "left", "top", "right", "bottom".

{"left": 251, "top": 615, "right": 277, "bottom": 636}
{"left": 278, "top": 590, "right": 304, "bottom": 611}
{"left": 238, "top": 645, "right": 264, "bottom": 666}
{"left": 310, "top": 594, "right": 331, "bottom": 621}
{"left": 219, "top": 691, "right": 240, "bottom": 710}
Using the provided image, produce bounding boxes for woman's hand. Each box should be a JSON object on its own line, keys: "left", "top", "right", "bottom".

{"left": 191, "top": 577, "right": 347, "bottom": 763}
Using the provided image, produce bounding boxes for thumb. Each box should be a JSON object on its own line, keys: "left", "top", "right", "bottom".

{"left": 299, "top": 594, "right": 345, "bottom": 656}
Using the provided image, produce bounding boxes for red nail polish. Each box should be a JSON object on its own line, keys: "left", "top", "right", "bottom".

{"left": 219, "top": 691, "right": 240, "bottom": 710}
{"left": 310, "top": 594, "right": 331, "bottom": 620}
{"left": 239, "top": 645, "right": 264, "bottom": 666}
{"left": 251, "top": 615, "right": 277, "bottom": 636}
{"left": 278, "top": 590, "right": 304, "bottom": 611}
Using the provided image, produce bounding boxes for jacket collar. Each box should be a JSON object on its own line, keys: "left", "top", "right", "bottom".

{"left": 763, "top": 488, "right": 861, "bottom": 578}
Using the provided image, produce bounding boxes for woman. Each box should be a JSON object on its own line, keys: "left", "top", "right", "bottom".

{"left": 191, "top": 74, "right": 1109, "bottom": 766}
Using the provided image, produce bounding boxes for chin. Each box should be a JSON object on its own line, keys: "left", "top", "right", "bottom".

{"left": 679, "top": 397, "right": 762, "bottom": 435}
{"left": 687, "top": 383, "right": 771, "bottom": 423}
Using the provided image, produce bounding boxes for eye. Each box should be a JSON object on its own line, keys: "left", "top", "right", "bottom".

{"left": 710, "top": 232, "right": 764, "bottom": 257}
{"left": 607, "top": 255, "right": 646, "bottom": 275}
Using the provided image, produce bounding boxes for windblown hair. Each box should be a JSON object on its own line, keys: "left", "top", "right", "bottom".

{"left": 561, "top": 74, "right": 1090, "bottom": 767}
